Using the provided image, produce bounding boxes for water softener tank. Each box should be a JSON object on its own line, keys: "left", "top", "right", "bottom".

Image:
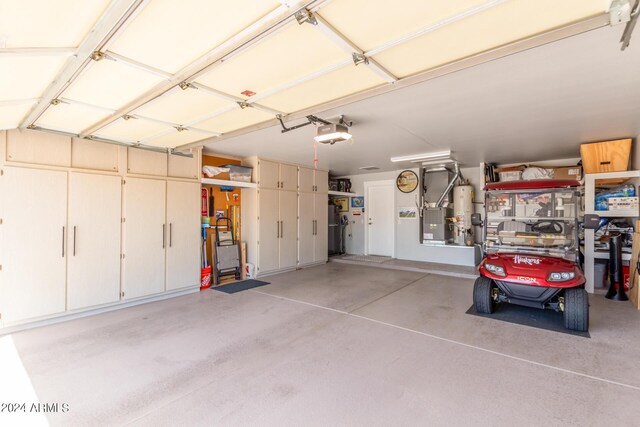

{"left": 453, "top": 185, "right": 474, "bottom": 235}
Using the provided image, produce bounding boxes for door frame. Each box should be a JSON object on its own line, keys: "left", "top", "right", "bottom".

{"left": 364, "top": 180, "right": 395, "bottom": 258}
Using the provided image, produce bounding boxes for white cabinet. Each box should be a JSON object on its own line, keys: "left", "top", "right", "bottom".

{"left": 279, "top": 190, "right": 298, "bottom": 269}
{"left": 168, "top": 153, "right": 198, "bottom": 179}
{"left": 166, "top": 181, "right": 200, "bottom": 290}
{"left": 67, "top": 173, "right": 122, "bottom": 310}
{"left": 298, "top": 192, "right": 329, "bottom": 266}
{"left": 71, "top": 138, "right": 119, "bottom": 172}
{"left": 243, "top": 157, "right": 328, "bottom": 277}
{"left": 314, "top": 193, "right": 328, "bottom": 263}
{"left": 299, "top": 167, "right": 328, "bottom": 193}
{"left": 258, "top": 188, "right": 280, "bottom": 274}
{"left": 298, "top": 192, "right": 315, "bottom": 265}
{"left": 127, "top": 147, "right": 168, "bottom": 176}
{"left": 6, "top": 129, "right": 71, "bottom": 167}
{"left": 123, "top": 178, "right": 167, "bottom": 299}
{"left": 257, "top": 159, "right": 297, "bottom": 190}
{"left": 0, "top": 167, "right": 67, "bottom": 323}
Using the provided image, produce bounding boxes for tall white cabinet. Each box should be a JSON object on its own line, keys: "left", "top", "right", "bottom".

{"left": 0, "top": 129, "right": 201, "bottom": 329}
{"left": 298, "top": 167, "right": 329, "bottom": 267}
{"left": 67, "top": 172, "right": 122, "bottom": 310}
{"left": 243, "top": 158, "right": 328, "bottom": 277}
{"left": 0, "top": 167, "right": 68, "bottom": 323}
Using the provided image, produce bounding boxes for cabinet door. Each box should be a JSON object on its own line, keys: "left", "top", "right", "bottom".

{"left": 0, "top": 167, "right": 67, "bottom": 323}
{"left": 298, "top": 167, "right": 314, "bottom": 193}
{"left": 258, "top": 159, "right": 279, "bottom": 189}
{"left": 168, "top": 154, "right": 198, "bottom": 179}
{"left": 67, "top": 173, "right": 122, "bottom": 310}
{"left": 258, "top": 188, "right": 280, "bottom": 274}
{"left": 127, "top": 147, "right": 168, "bottom": 176}
{"left": 166, "top": 181, "right": 200, "bottom": 290}
{"left": 279, "top": 190, "right": 298, "bottom": 269}
{"left": 314, "top": 170, "right": 329, "bottom": 193}
{"left": 298, "top": 192, "right": 315, "bottom": 265}
{"left": 71, "top": 138, "right": 119, "bottom": 171}
{"left": 123, "top": 178, "right": 166, "bottom": 299}
{"left": 6, "top": 129, "right": 71, "bottom": 167}
{"left": 314, "top": 193, "right": 329, "bottom": 263}
{"left": 279, "top": 164, "right": 298, "bottom": 191}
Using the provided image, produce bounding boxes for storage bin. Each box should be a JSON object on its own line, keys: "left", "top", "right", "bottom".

{"left": 499, "top": 170, "right": 522, "bottom": 182}
{"left": 580, "top": 138, "right": 632, "bottom": 174}
{"left": 224, "top": 164, "right": 253, "bottom": 182}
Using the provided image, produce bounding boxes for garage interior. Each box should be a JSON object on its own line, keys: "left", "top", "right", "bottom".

{"left": 2, "top": 0, "right": 640, "bottom": 425}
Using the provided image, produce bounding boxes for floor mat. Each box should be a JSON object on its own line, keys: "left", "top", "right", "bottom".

{"left": 466, "top": 304, "right": 590, "bottom": 338}
{"left": 212, "top": 279, "right": 271, "bottom": 294}
{"left": 340, "top": 255, "right": 393, "bottom": 263}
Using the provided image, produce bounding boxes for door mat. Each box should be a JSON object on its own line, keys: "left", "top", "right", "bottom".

{"left": 466, "top": 304, "right": 590, "bottom": 338}
{"left": 212, "top": 279, "right": 271, "bottom": 294}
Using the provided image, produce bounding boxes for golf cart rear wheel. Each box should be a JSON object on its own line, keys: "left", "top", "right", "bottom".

{"left": 474, "top": 276, "right": 496, "bottom": 314}
{"left": 563, "top": 288, "right": 589, "bottom": 332}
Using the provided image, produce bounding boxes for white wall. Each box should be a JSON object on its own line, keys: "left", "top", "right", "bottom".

{"left": 339, "top": 166, "right": 482, "bottom": 266}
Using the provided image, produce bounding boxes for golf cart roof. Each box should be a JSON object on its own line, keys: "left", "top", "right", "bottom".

{"left": 484, "top": 179, "right": 581, "bottom": 191}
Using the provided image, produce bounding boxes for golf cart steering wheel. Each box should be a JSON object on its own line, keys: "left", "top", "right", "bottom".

{"left": 531, "top": 220, "right": 563, "bottom": 234}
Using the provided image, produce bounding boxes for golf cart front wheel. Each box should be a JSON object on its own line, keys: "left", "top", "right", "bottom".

{"left": 474, "top": 276, "right": 496, "bottom": 314}
{"left": 563, "top": 288, "right": 589, "bottom": 332}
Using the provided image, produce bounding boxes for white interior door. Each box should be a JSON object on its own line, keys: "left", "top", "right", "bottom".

{"left": 367, "top": 184, "right": 395, "bottom": 257}
{"left": 298, "top": 192, "right": 315, "bottom": 265}
{"left": 314, "top": 193, "right": 328, "bottom": 262}
{"left": 67, "top": 173, "right": 122, "bottom": 310}
{"left": 166, "top": 181, "right": 200, "bottom": 291}
{"left": 279, "top": 190, "right": 298, "bottom": 269}
{"left": 123, "top": 178, "right": 166, "bottom": 299}
{"left": 258, "top": 188, "right": 279, "bottom": 274}
{"left": 0, "top": 167, "right": 67, "bottom": 323}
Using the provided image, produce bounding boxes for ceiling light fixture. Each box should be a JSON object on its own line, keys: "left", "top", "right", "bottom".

{"left": 314, "top": 122, "right": 352, "bottom": 145}
{"left": 390, "top": 150, "right": 452, "bottom": 163}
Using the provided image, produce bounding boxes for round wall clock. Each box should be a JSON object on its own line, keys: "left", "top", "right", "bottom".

{"left": 396, "top": 170, "right": 418, "bottom": 193}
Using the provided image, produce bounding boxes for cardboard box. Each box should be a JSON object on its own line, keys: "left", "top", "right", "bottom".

{"left": 548, "top": 165, "right": 583, "bottom": 181}
{"left": 608, "top": 197, "right": 639, "bottom": 211}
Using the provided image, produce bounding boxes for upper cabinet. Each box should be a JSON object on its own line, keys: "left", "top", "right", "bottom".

{"left": 127, "top": 147, "right": 168, "bottom": 177}
{"left": 6, "top": 129, "right": 71, "bottom": 167}
{"left": 299, "top": 167, "right": 328, "bottom": 193}
{"left": 71, "top": 138, "right": 119, "bottom": 172}
{"left": 257, "top": 159, "right": 279, "bottom": 188}
{"left": 168, "top": 153, "right": 198, "bottom": 179}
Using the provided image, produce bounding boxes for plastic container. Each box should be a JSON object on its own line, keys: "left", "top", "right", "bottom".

{"left": 224, "top": 164, "right": 253, "bottom": 182}
{"left": 200, "top": 266, "right": 212, "bottom": 290}
{"left": 499, "top": 171, "right": 522, "bottom": 182}
{"left": 245, "top": 263, "right": 255, "bottom": 279}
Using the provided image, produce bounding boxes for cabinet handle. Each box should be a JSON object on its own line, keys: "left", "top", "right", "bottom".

{"left": 163, "top": 224, "right": 166, "bottom": 248}
{"left": 169, "top": 223, "right": 173, "bottom": 248}
{"left": 62, "top": 226, "right": 65, "bottom": 257}
{"left": 277, "top": 220, "right": 280, "bottom": 238}
{"left": 73, "top": 226, "right": 77, "bottom": 256}
{"left": 280, "top": 220, "right": 284, "bottom": 238}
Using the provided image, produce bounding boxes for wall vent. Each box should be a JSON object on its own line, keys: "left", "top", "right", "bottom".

{"left": 359, "top": 166, "right": 380, "bottom": 171}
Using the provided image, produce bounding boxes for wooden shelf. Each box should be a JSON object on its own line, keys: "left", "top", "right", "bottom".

{"left": 201, "top": 178, "right": 256, "bottom": 189}
{"left": 328, "top": 190, "right": 357, "bottom": 197}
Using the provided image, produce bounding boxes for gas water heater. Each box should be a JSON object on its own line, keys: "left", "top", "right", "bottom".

{"left": 453, "top": 185, "right": 474, "bottom": 245}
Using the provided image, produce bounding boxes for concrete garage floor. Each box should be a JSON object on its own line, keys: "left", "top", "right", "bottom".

{"left": 2, "top": 264, "right": 640, "bottom": 426}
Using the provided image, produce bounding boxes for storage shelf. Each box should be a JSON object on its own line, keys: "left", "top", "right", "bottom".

{"left": 587, "top": 209, "right": 640, "bottom": 218}
{"left": 328, "top": 190, "right": 357, "bottom": 197}
{"left": 580, "top": 246, "right": 632, "bottom": 261}
{"left": 201, "top": 178, "right": 256, "bottom": 189}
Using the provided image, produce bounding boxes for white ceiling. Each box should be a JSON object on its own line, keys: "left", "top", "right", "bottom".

{"left": 202, "top": 25, "right": 640, "bottom": 176}
{"left": 0, "top": 0, "right": 614, "bottom": 149}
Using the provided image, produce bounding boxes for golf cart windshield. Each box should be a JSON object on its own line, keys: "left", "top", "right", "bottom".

{"left": 484, "top": 187, "right": 579, "bottom": 260}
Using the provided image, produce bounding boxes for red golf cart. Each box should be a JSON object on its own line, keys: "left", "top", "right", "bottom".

{"left": 473, "top": 179, "right": 588, "bottom": 331}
